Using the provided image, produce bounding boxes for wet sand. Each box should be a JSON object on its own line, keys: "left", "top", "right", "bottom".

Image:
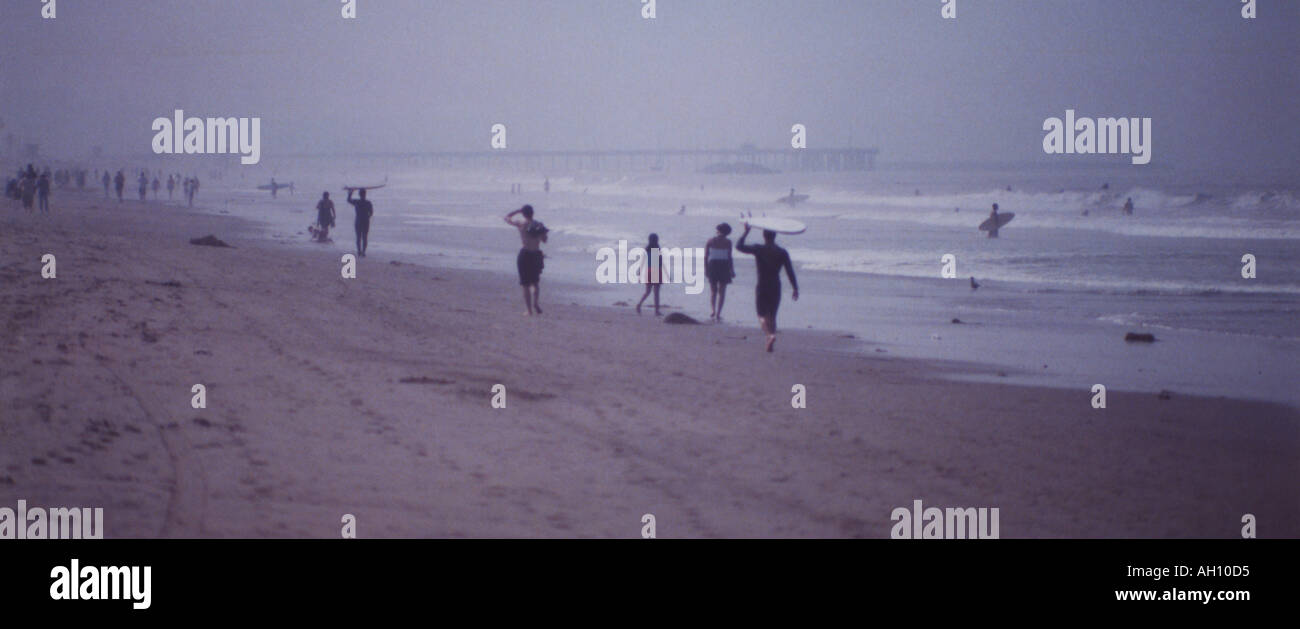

{"left": 1, "top": 190, "right": 1296, "bottom": 537}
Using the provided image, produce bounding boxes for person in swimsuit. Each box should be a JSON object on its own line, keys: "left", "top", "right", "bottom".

{"left": 635, "top": 233, "right": 665, "bottom": 316}
{"left": 705, "top": 223, "right": 736, "bottom": 322}
{"left": 316, "top": 191, "right": 336, "bottom": 241}
{"left": 347, "top": 188, "right": 374, "bottom": 257}
{"left": 504, "top": 204, "right": 548, "bottom": 315}
{"left": 736, "top": 224, "right": 798, "bottom": 352}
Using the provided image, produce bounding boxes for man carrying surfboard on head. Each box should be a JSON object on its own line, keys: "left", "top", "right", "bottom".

{"left": 737, "top": 223, "right": 799, "bottom": 353}
{"left": 347, "top": 187, "right": 374, "bottom": 257}
{"left": 504, "top": 204, "right": 548, "bottom": 316}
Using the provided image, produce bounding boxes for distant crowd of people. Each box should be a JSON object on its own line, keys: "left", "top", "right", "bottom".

{"left": 6, "top": 162, "right": 204, "bottom": 213}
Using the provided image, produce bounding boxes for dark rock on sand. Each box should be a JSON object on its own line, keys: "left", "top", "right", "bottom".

{"left": 663, "top": 312, "right": 700, "bottom": 325}
{"left": 1125, "top": 332, "right": 1156, "bottom": 343}
{"left": 189, "top": 235, "right": 232, "bottom": 248}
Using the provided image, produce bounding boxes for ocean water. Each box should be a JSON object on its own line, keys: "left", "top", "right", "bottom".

{"left": 200, "top": 160, "right": 1300, "bottom": 407}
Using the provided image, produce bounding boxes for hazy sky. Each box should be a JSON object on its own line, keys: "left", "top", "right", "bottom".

{"left": 2, "top": 0, "right": 1296, "bottom": 170}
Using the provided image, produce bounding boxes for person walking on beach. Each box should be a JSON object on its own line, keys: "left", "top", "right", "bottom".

{"left": 635, "top": 233, "right": 666, "bottom": 316}
{"left": 19, "top": 170, "right": 36, "bottom": 212}
{"left": 986, "top": 203, "right": 1001, "bottom": 238}
{"left": 36, "top": 171, "right": 50, "bottom": 213}
{"left": 736, "top": 223, "right": 798, "bottom": 352}
{"left": 166, "top": 175, "right": 175, "bottom": 200}
{"left": 114, "top": 170, "right": 125, "bottom": 202}
{"left": 705, "top": 223, "right": 736, "bottom": 322}
{"left": 346, "top": 187, "right": 373, "bottom": 257}
{"left": 504, "top": 204, "right": 547, "bottom": 315}
{"left": 137, "top": 171, "right": 148, "bottom": 201}
{"left": 102, "top": 170, "right": 111, "bottom": 199}
{"left": 151, "top": 175, "right": 160, "bottom": 199}
{"left": 315, "top": 191, "right": 335, "bottom": 242}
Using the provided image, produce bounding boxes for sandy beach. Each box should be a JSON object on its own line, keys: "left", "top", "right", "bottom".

{"left": 1, "top": 190, "right": 1296, "bottom": 538}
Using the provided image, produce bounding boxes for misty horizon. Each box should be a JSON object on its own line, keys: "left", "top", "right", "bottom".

{"left": 2, "top": 0, "right": 1297, "bottom": 173}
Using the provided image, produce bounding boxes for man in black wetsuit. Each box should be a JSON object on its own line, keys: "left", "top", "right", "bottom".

{"left": 347, "top": 188, "right": 373, "bottom": 257}
{"left": 736, "top": 224, "right": 799, "bottom": 352}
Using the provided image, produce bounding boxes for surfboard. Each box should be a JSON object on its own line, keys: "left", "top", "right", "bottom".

{"left": 978, "top": 212, "right": 1015, "bottom": 231}
{"left": 777, "top": 194, "right": 810, "bottom": 205}
{"left": 343, "top": 176, "right": 388, "bottom": 192}
{"left": 745, "top": 217, "right": 807, "bottom": 235}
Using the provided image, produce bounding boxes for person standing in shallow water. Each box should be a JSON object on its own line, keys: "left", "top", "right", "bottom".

{"left": 986, "top": 203, "right": 1001, "bottom": 238}
{"left": 504, "top": 204, "right": 547, "bottom": 316}
{"left": 315, "top": 191, "right": 335, "bottom": 242}
{"left": 736, "top": 223, "right": 798, "bottom": 352}
{"left": 347, "top": 188, "right": 374, "bottom": 257}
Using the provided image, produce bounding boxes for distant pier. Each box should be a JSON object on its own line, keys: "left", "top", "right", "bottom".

{"left": 283, "top": 147, "right": 879, "bottom": 173}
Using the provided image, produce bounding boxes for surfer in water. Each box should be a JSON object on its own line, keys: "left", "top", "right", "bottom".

{"left": 987, "top": 203, "right": 1001, "bottom": 238}
{"left": 635, "top": 233, "right": 666, "bottom": 316}
{"left": 504, "top": 204, "right": 547, "bottom": 315}
{"left": 347, "top": 188, "right": 374, "bottom": 257}
{"left": 1123, "top": 197, "right": 1134, "bottom": 215}
{"left": 705, "top": 223, "right": 736, "bottom": 322}
{"left": 315, "top": 191, "right": 336, "bottom": 242}
{"left": 736, "top": 224, "right": 798, "bottom": 352}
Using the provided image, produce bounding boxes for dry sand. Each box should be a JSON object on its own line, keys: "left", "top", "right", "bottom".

{"left": 1, "top": 191, "right": 1297, "bottom": 537}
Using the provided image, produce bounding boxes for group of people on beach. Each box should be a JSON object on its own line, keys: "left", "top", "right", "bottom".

{"left": 312, "top": 189, "right": 372, "bottom": 257}
{"left": 8, "top": 161, "right": 209, "bottom": 214}
{"left": 93, "top": 169, "right": 200, "bottom": 206}
{"left": 6, "top": 164, "right": 51, "bottom": 213}
{"left": 503, "top": 204, "right": 799, "bottom": 352}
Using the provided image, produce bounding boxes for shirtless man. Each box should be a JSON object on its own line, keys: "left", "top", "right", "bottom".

{"left": 504, "top": 204, "right": 548, "bottom": 315}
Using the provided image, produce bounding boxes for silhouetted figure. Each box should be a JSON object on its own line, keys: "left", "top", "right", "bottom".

{"left": 504, "top": 204, "right": 548, "bottom": 315}
{"left": 151, "top": 176, "right": 160, "bottom": 198}
{"left": 1123, "top": 197, "right": 1134, "bottom": 216}
{"left": 114, "top": 170, "right": 125, "bottom": 202}
{"left": 137, "top": 172, "right": 148, "bottom": 201}
{"left": 347, "top": 188, "right": 374, "bottom": 257}
{"left": 705, "top": 223, "right": 736, "bottom": 322}
{"left": 635, "top": 233, "right": 665, "bottom": 317}
{"left": 987, "top": 203, "right": 1001, "bottom": 238}
{"left": 36, "top": 171, "right": 50, "bottom": 213}
{"left": 166, "top": 175, "right": 175, "bottom": 200}
{"left": 315, "top": 191, "right": 335, "bottom": 242}
{"left": 737, "top": 224, "right": 799, "bottom": 352}
{"left": 102, "top": 171, "right": 111, "bottom": 198}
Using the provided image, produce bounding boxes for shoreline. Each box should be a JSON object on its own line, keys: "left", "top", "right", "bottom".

{"left": 2, "top": 190, "right": 1297, "bottom": 538}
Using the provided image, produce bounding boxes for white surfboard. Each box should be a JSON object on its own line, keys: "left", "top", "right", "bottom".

{"left": 744, "top": 217, "right": 807, "bottom": 235}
